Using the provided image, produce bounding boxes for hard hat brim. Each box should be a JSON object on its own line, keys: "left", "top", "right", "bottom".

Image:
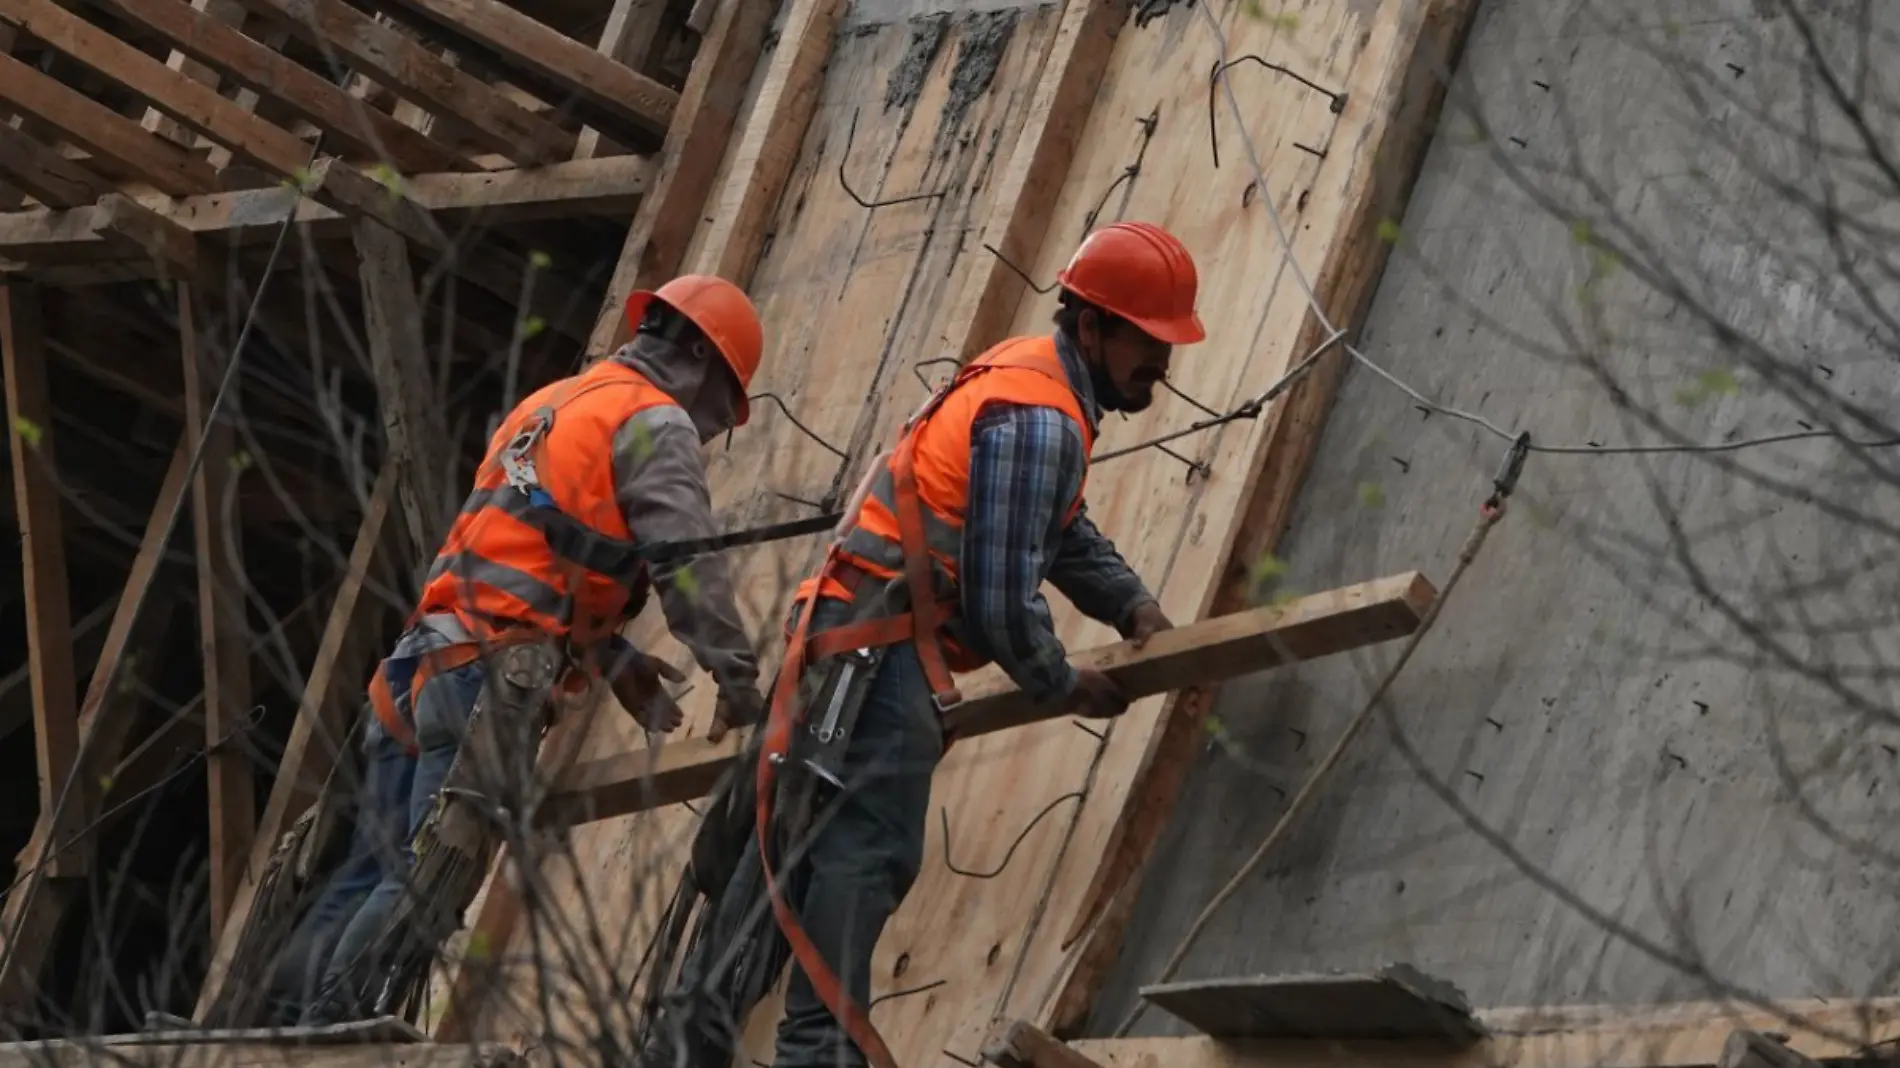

{"left": 1129, "top": 311, "right": 1207, "bottom": 346}
{"left": 626, "top": 288, "right": 753, "bottom": 427}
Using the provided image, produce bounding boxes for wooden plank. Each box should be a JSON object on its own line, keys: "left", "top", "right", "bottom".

{"left": 537, "top": 574, "right": 1435, "bottom": 826}
{"left": 0, "top": 154, "right": 655, "bottom": 259}
{"left": 83, "top": 0, "right": 473, "bottom": 173}
{"left": 1071, "top": 998, "right": 1900, "bottom": 1068}
{"left": 1139, "top": 969, "right": 1484, "bottom": 1043}
{"left": 93, "top": 192, "right": 198, "bottom": 275}
{"left": 0, "top": 1041, "right": 521, "bottom": 1068}
{"left": 0, "top": 0, "right": 314, "bottom": 178}
{"left": 193, "top": 463, "right": 397, "bottom": 1023}
{"left": 1720, "top": 1031, "right": 1823, "bottom": 1068}
{"left": 354, "top": 218, "right": 446, "bottom": 557}
{"left": 0, "top": 440, "right": 189, "bottom": 1014}
{"left": 177, "top": 280, "right": 256, "bottom": 940}
{"left": 226, "top": 0, "right": 576, "bottom": 165}
{"left": 685, "top": 0, "right": 841, "bottom": 286}
{"left": 583, "top": 0, "right": 773, "bottom": 355}
{"left": 139, "top": 0, "right": 247, "bottom": 157}
{"left": 1037, "top": 0, "right": 1481, "bottom": 1033}
{"left": 0, "top": 283, "right": 82, "bottom": 880}
{"left": 985, "top": 1020, "right": 1107, "bottom": 1068}
{"left": 309, "top": 156, "right": 589, "bottom": 343}
{"left": 938, "top": 0, "right": 1128, "bottom": 364}
{"left": 375, "top": 0, "right": 676, "bottom": 148}
{"left": 0, "top": 52, "right": 218, "bottom": 196}
{"left": 0, "top": 123, "right": 110, "bottom": 208}
{"left": 571, "top": 0, "right": 667, "bottom": 160}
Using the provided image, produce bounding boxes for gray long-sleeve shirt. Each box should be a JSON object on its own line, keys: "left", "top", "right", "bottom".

{"left": 607, "top": 338, "right": 762, "bottom": 706}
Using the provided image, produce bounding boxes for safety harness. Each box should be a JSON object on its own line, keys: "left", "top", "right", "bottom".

{"left": 752, "top": 349, "right": 1090, "bottom": 1068}
{"left": 367, "top": 372, "right": 838, "bottom": 759}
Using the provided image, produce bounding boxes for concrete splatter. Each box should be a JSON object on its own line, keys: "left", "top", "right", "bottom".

{"left": 885, "top": 13, "right": 950, "bottom": 113}
{"left": 935, "top": 8, "right": 1017, "bottom": 154}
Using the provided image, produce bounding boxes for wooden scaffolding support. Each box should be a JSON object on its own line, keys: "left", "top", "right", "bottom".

{"left": 0, "top": 0, "right": 679, "bottom": 1023}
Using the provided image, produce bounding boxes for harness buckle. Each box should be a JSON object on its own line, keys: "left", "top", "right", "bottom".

{"left": 499, "top": 408, "right": 557, "bottom": 499}
{"left": 929, "top": 687, "right": 964, "bottom": 714}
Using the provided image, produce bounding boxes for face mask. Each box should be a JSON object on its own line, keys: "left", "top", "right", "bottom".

{"left": 1084, "top": 335, "right": 1154, "bottom": 414}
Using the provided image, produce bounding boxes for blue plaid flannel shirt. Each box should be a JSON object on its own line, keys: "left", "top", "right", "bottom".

{"left": 957, "top": 332, "right": 1156, "bottom": 703}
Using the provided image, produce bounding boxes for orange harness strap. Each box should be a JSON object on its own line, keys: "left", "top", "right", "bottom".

{"left": 754, "top": 546, "right": 902, "bottom": 1068}
{"left": 367, "top": 630, "right": 576, "bottom": 756}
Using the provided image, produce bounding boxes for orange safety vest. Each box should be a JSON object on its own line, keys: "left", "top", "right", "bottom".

{"left": 756, "top": 334, "right": 1094, "bottom": 1068}
{"left": 368, "top": 359, "right": 674, "bottom": 754}
{"left": 794, "top": 333, "right": 1095, "bottom": 693}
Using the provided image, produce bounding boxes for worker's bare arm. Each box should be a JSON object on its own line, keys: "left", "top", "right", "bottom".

{"left": 610, "top": 406, "right": 764, "bottom": 704}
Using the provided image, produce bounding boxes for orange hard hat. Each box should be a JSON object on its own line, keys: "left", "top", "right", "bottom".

{"left": 1054, "top": 221, "right": 1205, "bottom": 345}
{"left": 625, "top": 274, "right": 763, "bottom": 426}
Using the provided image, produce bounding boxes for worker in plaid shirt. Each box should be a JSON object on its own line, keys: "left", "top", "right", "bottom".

{"left": 652, "top": 221, "right": 1206, "bottom": 1068}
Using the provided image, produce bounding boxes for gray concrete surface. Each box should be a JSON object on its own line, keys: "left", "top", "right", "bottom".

{"left": 1093, "top": 0, "right": 1900, "bottom": 1031}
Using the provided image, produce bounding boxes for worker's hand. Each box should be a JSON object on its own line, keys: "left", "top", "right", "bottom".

{"left": 707, "top": 684, "right": 766, "bottom": 744}
{"left": 606, "top": 648, "right": 687, "bottom": 734}
{"left": 1067, "top": 667, "right": 1130, "bottom": 720}
{"left": 1122, "top": 600, "right": 1175, "bottom": 649}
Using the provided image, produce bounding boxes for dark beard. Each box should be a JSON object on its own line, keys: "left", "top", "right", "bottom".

{"left": 1088, "top": 358, "right": 1155, "bottom": 412}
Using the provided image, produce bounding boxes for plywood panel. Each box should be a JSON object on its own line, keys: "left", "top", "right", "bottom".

{"left": 474, "top": 0, "right": 1064, "bottom": 1054}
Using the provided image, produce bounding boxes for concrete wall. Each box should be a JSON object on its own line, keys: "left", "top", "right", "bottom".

{"left": 1094, "top": 0, "right": 1900, "bottom": 1030}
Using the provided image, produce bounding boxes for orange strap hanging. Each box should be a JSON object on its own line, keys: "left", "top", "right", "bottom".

{"left": 754, "top": 546, "right": 902, "bottom": 1068}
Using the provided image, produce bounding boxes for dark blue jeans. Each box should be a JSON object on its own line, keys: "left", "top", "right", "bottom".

{"left": 294, "top": 632, "right": 487, "bottom": 1024}
{"left": 264, "top": 716, "right": 414, "bottom": 1025}
{"left": 665, "top": 640, "right": 944, "bottom": 1068}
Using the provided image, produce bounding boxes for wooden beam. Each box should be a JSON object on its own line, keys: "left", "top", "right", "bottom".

{"left": 0, "top": 123, "right": 110, "bottom": 208}
{"left": 226, "top": 0, "right": 576, "bottom": 165}
{"left": 1067, "top": 997, "right": 1900, "bottom": 1068}
{"left": 178, "top": 281, "right": 256, "bottom": 940}
{"left": 685, "top": 0, "right": 841, "bottom": 286}
{"left": 571, "top": 0, "right": 666, "bottom": 160}
{"left": 375, "top": 0, "right": 676, "bottom": 150}
{"left": 138, "top": 0, "right": 247, "bottom": 155}
{"left": 537, "top": 574, "right": 1435, "bottom": 826}
{"left": 354, "top": 218, "right": 446, "bottom": 557}
{"left": 0, "top": 155, "right": 655, "bottom": 261}
{"left": 82, "top": 0, "right": 474, "bottom": 173}
{"left": 0, "top": 284, "right": 83, "bottom": 879}
{"left": 1043, "top": 0, "right": 1480, "bottom": 1029}
{"left": 308, "top": 156, "right": 589, "bottom": 343}
{"left": 1721, "top": 1030, "right": 1823, "bottom": 1068}
{"left": 0, "top": 0, "right": 315, "bottom": 179}
{"left": 0, "top": 440, "right": 189, "bottom": 1015}
{"left": 984, "top": 1021, "right": 1106, "bottom": 1068}
{"left": 0, "top": 52, "right": 218, "bottom": 196}
{"left": 193, "top": 462, "right": 397, "bottom": 1024}
{"left": 94, "top": 192, "right": 198, "bottom": 275}
{"left": 939, "top": 0, "right": 1127, "bottom": 364}
{"left": 584, "top": 0, "right": 774, "bottom": 355}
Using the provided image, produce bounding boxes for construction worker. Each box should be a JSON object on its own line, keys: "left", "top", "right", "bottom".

{"left": 286, "top": 274, "right": 770, "bottom": 1026}
{"left": 650, "top": 222, "right": 1203, "bottom": 1068}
